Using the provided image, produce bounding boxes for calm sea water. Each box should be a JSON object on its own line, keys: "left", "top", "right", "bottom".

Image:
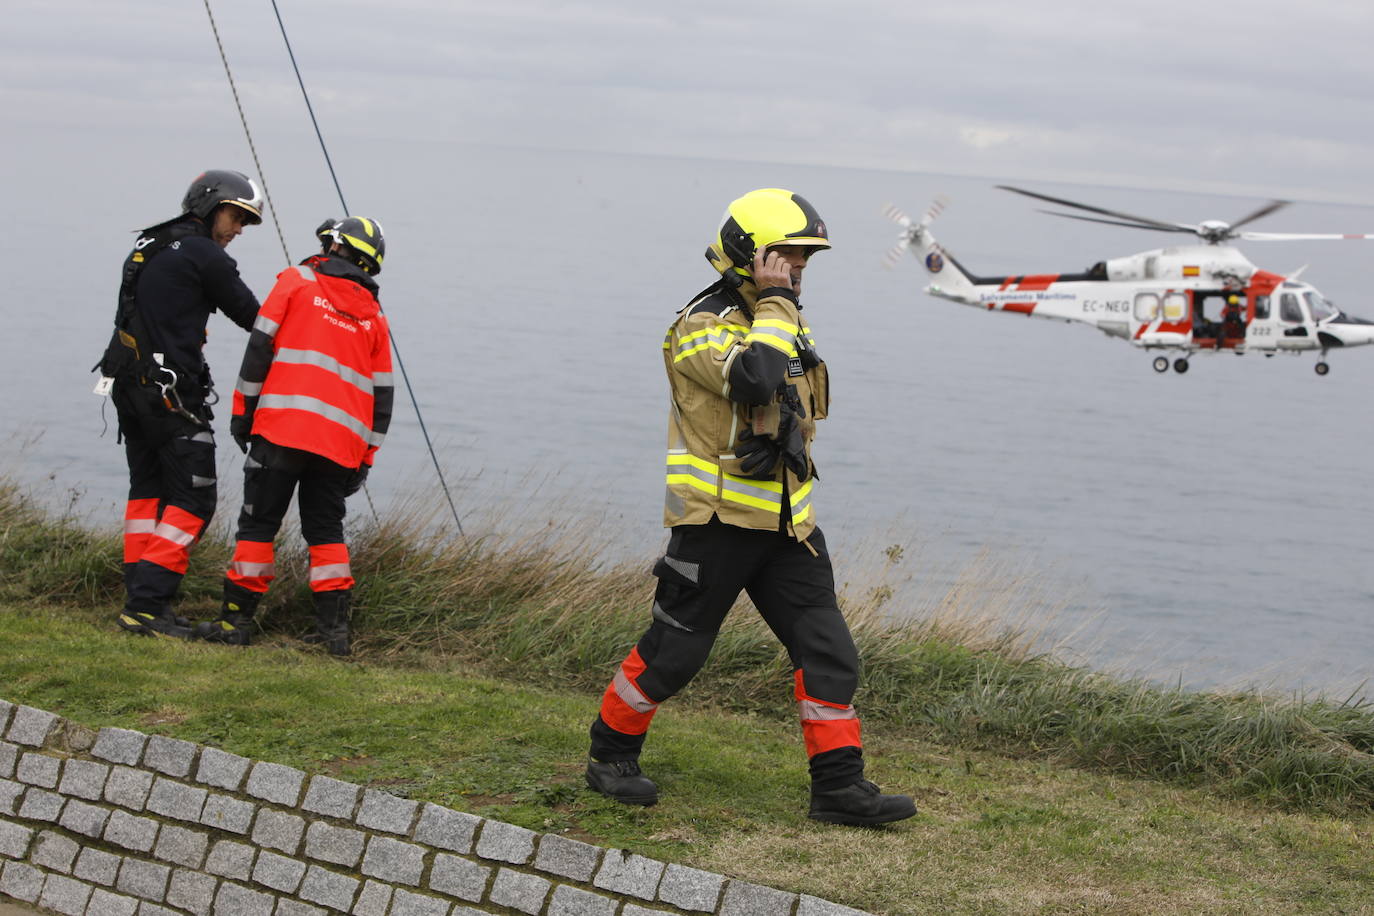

{"left": 10, "top": 141, "right": 1374, "bottom": 695}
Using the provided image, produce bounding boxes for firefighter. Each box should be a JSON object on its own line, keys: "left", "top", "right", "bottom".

{"left": 585, "top": 189, "right": 916, "bottom": 826}
{"left": 96, "top": 170, "right": 264, "bottom": 638}
{"left": 196, "top": 217, "right": 393, "bottom": 657}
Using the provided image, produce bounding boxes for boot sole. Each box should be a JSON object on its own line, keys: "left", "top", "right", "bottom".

{"left": 117, "top": 615, "right": 193, "bottom": 640}
{"left": 584, "top": 774, "right": 658, "bottom": 807}
{"left": 808, "top": 805, "right": 917, "bottom": 827}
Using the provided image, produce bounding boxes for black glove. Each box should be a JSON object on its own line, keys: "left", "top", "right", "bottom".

{"left": 345, "top": 464, "right": 370, "bottom": 497}
{"left": 776, "top": 398, "right": 810, "bottom": 482}
{"left": 229, "top": 418, "right": 251, "bottom": 454}
{"left": 734, "top": 427, "right": 781, "bottom": 480}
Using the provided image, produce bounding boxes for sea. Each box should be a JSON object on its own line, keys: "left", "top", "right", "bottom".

{"left": 9, "top": 139, "right": 1373, "bottom": 697}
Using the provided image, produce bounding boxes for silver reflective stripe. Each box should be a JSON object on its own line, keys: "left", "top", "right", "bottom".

{"left": 652, "top": 601, "right": 694, "bottom": 632}
{"left": 232, "top": 561, "right": 275, "bottom": 578}
{"left": 310, "top": 563, "right": 352, "bottom": 582}
{"left": 244, "top": 455, "right": 262, "bottom": 469}
{"left": 745, "top": 325, "right": 798, "bottom": 353}
{"left": 237, "top": 379, "right": 263, "bottom": 396}
{"left": 665, "top": 459, "right": 717, "bottom": 489}
{"left": 191, "top": 475, "right": 216, "bottom": 488}
{"left": 790, "top": 482, "right": 813, "bottom": 520}
{"left": 613, "top": 670, "right": 658, "bottom": 714}
{"left": 662, "top": 556, "right": 699, "bottom": 584}
{"left": 798, "top": 700, "right": 857, "bottom": 721}
{"left": 275, "top": 348, "right": 374, "bottom": 394}
{"left": 254, "top": 314, "right": 280, "bottom": 336}
{"left": 123, "top": 519, "right": 156, "bottom": 535}
{"left": 185, "top": 431, "right": 214, "bottom": 444}
{"left": 257, "top": 394, "right": 371, "bottom": 440}
{"left": 721, "top": 476, "right": 783, "bottom": 508}
{"left": 367, "top": 430, "right": 386, "bottom": 447}
{"left": 294, "top": 265, "right": 316, "bottom": 282}
{"left": 372, "top": 371, "right": 394, "bottom": 386}
{"left": 153, "top": 521, "right": 196, "bottom": 548}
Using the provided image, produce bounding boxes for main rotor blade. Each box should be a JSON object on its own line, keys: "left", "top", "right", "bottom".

{"left": 1237, "top": 231, "right": 1374, "bottom": 241}
{"left": 998, "top": 185, "right": 1192, "bottom": 232}
{"left": 1227, "top": 199, "right": 1289, "bottom": 231}
{"left": 1038, "top": 210, "right": 1197, "bottom": 234}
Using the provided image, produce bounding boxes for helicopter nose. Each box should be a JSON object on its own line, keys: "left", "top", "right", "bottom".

{"left": 1319, "top": 313, "right": 1374, "bottom": 347}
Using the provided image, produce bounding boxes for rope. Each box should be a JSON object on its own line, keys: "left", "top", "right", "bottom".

{"left": 266, "top": 0, "right": 467, "bottom": 537}
{"left": 202, "top": 0, "right": 292, "bottom": 265}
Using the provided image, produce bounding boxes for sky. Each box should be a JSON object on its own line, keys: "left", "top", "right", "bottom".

{"left": 5, "top": 0, "right": 1374, "bottom": 206}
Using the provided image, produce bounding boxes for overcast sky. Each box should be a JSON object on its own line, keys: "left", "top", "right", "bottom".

{"left": 6, "top": 0, "right": 1374, "bottom": 207}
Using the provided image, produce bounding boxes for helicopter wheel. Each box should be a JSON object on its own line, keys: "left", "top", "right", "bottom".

{"left": 1173, "top": 358, "right": 1189, "bottom": 374}
{"left": 1315, "top": 361, "right": 1330, "bottom": 376}
{"left": 1152, "top": 356, "right": 1169, "bottom": 373}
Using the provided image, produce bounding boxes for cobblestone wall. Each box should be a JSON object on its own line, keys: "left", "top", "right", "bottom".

{"left": 0, "top": 700, "right": 870, "bottom": 916}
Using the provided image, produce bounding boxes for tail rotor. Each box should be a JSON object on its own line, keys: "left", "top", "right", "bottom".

{"left": 881, "top": 196, "right": 948, "bottom": 268}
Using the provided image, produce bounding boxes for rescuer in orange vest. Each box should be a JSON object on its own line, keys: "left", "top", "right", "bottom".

{"left": 584, "top": 189, "right": 916, "bottom": 826}
{"left": 197, "top": 217, "right": 393, "bottom": 656}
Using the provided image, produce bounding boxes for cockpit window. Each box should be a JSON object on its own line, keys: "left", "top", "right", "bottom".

{"left": 1280, "top": 293, "right": 1303, "bottom": 323}
{"left": 1305, "top": 291, "right": 1336, "bottom": 322}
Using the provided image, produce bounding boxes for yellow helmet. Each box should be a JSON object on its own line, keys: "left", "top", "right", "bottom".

{"left": 706, "top": 188, "right": 830, "bottom": 280}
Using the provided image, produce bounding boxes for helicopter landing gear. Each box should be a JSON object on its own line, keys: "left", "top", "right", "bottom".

{"left": 1173, "top": 358, "right": 1190, "bottom": 374}
{"left": 1315, "top": 361, "right": 1330, "bottom": 376}
{"left": 1152, "top": 356, "right": 1169, "bottom": 373}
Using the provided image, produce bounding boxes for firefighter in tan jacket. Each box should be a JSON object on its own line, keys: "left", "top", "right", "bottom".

{"left": 586, "top": 189, "right": 916, "bottom": 826}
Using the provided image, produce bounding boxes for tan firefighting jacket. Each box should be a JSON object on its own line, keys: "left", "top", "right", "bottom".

{"left": 662, "top": 283, "right": 830, "bottom": 540}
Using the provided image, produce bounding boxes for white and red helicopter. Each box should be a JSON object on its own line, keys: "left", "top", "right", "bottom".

{"left": 884, "top": 187, "right": 1374, "bottom": 374}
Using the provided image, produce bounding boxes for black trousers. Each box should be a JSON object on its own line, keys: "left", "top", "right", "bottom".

{"left": 591, "top": 518, "right": 864, "bottom": 789}
{"left": 235, "top": 439, "right": 352, "bottom": 547}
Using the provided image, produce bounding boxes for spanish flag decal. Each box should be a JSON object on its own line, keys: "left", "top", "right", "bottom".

{"left": 1182, "top": 265, "right": 1200, "bottom": 277}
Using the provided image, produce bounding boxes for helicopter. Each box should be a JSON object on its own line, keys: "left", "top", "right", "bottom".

{"left": 883, "top": 186, "right": 1374, "bottom": 374}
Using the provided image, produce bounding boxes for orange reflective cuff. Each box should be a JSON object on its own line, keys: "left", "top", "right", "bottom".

{"left": 308, "top": 543, "right": 354, "bottom": 592}
{"left": 138, "top": 506, "right": 206, "bottom": 574}
{"left": 122, "top": 499, "right": 160, "bottom": 563}
{"left": 793, "top": 669, "right": 862, "bottom": 757}
{"left": 598, "top": 648, "right": 658, "bottom": 736}
{"left": 227, "top": 540, "right": 276, "bottom": 593}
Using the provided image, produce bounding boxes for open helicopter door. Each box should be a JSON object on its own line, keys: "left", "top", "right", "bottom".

{"left": 1243, "top": 271, "right": 1284, "bottom": 352}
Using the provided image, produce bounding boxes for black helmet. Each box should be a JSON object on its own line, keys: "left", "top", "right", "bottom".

{"left": 181, "top": 170, "right": 263, "bottom": 224}
{"left": 319, "top": 216, "right": 385, "bottom": 275}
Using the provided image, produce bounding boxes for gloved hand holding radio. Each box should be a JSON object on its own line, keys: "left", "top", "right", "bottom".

{"left": 735, "top": 426, "right": 781, "bottom": 479}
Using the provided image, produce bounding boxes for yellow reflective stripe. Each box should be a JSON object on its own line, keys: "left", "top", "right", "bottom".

{"left": 673, "top": 325, "right": 747, "bottom": 363}
{"left": 721, "top": 473, "right": 784, "bottom": 511}
{"left": 666, "top": 453, "right": 719, "bottom": 495}
{"left": 745, "top": 320, "right": 800, "bottom": 356}
{"left": 790, "top": 478, "right": 814, "bottom": 523}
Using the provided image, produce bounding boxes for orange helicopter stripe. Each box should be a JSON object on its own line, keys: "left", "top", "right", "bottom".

{"left": 1002, "top": 302, "right": 1036, "bottom": 314}
{"left": 1015, "top": 274, "right": 1058, "bottom": 291}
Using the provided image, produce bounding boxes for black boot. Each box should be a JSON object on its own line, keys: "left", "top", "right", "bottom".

{"left": 585, "top": 758, "right": 658, "bottom": 806}
{"left": 195, "top": 582, "right": 260, "bottom": 646}
{"left": 117, "top": 610, "right": 194, "bottom": 640}
{"left": 304, "top": 590, "right": 352, "bottom": 657}
{"left": 808, "top": 779, "right": 916, "bottom": 826}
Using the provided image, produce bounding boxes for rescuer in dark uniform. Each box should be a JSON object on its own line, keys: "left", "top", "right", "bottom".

{"left": 96, "top": 170, "right": 263, "bottom": 638}
{"left": 584, "top": 188, "right": 916, "bottom": 826}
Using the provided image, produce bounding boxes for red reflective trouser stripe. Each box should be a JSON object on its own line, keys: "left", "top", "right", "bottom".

{"left": 598, "top": 647, "right": 659, "bottom": 736}
{"left": 308, "top": 543, "right": 354, "bottom": 592}
{"left": 123, "top": 498, "right": 160, "bottom": 564}
{"left": 794, "top": 669, "right": 863, "bottom": 758}
{"left": 138, "top": 505, "right": 206, "bottom": 575}
{"left": 227, "top": 540, "right": 276, "bottom": 594}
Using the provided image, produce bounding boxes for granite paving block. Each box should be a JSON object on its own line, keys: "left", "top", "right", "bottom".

{"left": 92, "top": 727, "right": 147, "bottom": 765}
{"left": 195, "top": 747, "right": 251, "bottom": 791}
{"left": 213, "top": 881, "right": 276, "bottom": 916}
{"left": 428, "top": 853, "right": 489, "bottom": 902}
{"left": 16, "top": 752, "right": 61, "bottom": 788}
{"left": 622, "top": 906, "right": 676, "bottom": 916}
{"left": 58, "top": 799, "right": 112, "bottom": 839}
{"left": 141, "top": 904, "right": 183, "bottom": 916}
{"left": 658, "top": 863, "right": 725, "bottom": 912}
{"left": 361, "top": 836, "right": 425, "bottom": 886}
{"left": 57, "top": 758, "right": 110, "bottom": 800}
{"left": 719, "top": 880, "right": 797, "bottom": 916}
{"left": 37, "top": 873, "right": 92, "bottom": 916}
{"left": 17, "top": 787, "right": 64, "bottom": 822}
{"left": 0, "top": 780, "right": 20, "bottom": 817}
{"left": 548, "top": 884, "right": 617, "bottom": 916}
{"left": 534, "top": 834, "right": 601, "bottom": 882}
{"left": 154, "top": 824, "right": 209, "bottom": 869}
{"left": 201, "top": 793, "right": 255, "bottom": 835}
{"left": 391, "top": 888, "right": 452, "bottom": 916}
{"left": 298, "top": 864, "right": 360, "bottom": 911}
{"left": 205, "top": 840, "right": 256, "bottom": 881}
{"left": 88, "top": 887, "right": 139, "bottom": 916}
{"left": 0, "top": 818, "right": 33, "bottom": 859}
{"left": 244, "top": 762, "right": 304, "bottom": 806}
{"left": 355, "top": 788, "right": 418, "bottom": 835}
{"left": 250, "top": 808, "right": 305, "bottom": 855}
{"left": 277, "top": 901, "right": 328, "bottom": 916}
{"left": 146, "top": 777, "right": 208, "bottom": 822}
{"left": 488, "top": 867, "right": 550, "bottom": 915}
{"left": 252, "top": 850, "right": 307, "bottom": 894}
{"left": 351, "top": 880, "right": 393, "bottom": 916}
{"left": 74, "top": 847, "right": 122, "bottom": 886}
{"left": 0, "top": 743, "right": 17, "bottom": 780}
{"left": 797, "top": 895, "right": 872, "bottom": 916}
{"left": 301, "top": 775, "right": 359, "bottom": 819}
{"left": 167, "top": 868, "right": 218, "bottom": 916}
{"left": 304, "top": 820, "right": 365, "bottom": 867}
{"left": 144, "top": 736, "right": 198, "bottom": 778}
{"left": 105, "top": 766, "right": 155, "bottom": 810}
{"left": 592, "top": 849, "right": 664, "bottom": 901}
{"left": 105, "top": 810, "right": 160, "bottom": 853}
{"left": 118, "top": 858, "right": 172, "bottom": 902}
{"left": 30, "top": 829, "right": 80, "bottom": 873}
{"left": 0, "top": 702, "right": 12, "bottom": 733}
{"left": 413, "top": 804, "right": 480, "bottom": 854}
{"left": 7, "top": 706, "right": 59, "bottom": 747}
{"left": 474, "top": 819, "right": 535, "bottom": 865}
{"left": 0, "top": 860, "right": 45, "bottom": 902}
